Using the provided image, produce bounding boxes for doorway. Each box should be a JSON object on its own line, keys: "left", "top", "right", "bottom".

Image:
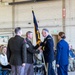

{"left": 52, "top": 35, "right": 59, "bottom": 50}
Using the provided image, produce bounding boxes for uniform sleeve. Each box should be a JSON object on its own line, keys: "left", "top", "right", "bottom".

{"left": 67, "top": 45, "right": 69, "bottom": 59}
{"left": 56, "top": 43, "right": 62, "bottom": 64}
{"left": 26, "top": 43, "right": 40, "bottom": 54}
{"left": 21, "top": 41, "right": 27, "bottom": 63}
{"left": 47, "top": 38, "right": 54, "bottom": 52}
{"left": 7, "top": 40, "right": 11, "bottom": 62}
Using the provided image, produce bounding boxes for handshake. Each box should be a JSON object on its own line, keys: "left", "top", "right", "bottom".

{"left": 38, "top": 46, "right": 43, "bottom": 52}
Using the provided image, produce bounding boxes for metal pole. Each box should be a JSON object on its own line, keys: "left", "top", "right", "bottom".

{"left": 12, "top": 0, "right": 15, "bottom": 36}
{"left": 62, "top": 0, "right": 66, "bottom": 32}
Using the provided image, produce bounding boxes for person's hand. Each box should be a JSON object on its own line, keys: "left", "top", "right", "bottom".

{"left": 56, "top": 64, "right": 59, "bottom": 67}
{"left": 38, "top": 46, "right": 42, "bottom": 50}
{"left": 40, "top": 49, "right": 43, "bottom": 52}
{"left": 22, "top": 63, "right": 26, "bottom": 67}
{"left": 38, "top": 46, "right": 43, "bottom": 52}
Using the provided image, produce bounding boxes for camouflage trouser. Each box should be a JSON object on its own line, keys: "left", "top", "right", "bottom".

{"left": 68, "top": 58, "right": 75, "bottom": 71}
{"left": 11, "top": 65, "right": 25, "bottom": 75}
{"left": 73, "top": 59, "right": 75, "bottom": 69}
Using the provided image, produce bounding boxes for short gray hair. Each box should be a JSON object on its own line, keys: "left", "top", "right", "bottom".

{"left": 42, "top": 28, "right": 49, "bottom": 33}
{"left": 26, "top": 31, "right": 32, "bottom": 37}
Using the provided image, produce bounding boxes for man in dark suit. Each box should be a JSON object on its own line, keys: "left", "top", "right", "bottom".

{"left": 7, "top": 27, "right": 26, "bottom": 75}
{"left": 24, "top": 31, "right": 41, "bottom": 75}
{"left": 41, "top": 29, "right": 56, "bottom": 75}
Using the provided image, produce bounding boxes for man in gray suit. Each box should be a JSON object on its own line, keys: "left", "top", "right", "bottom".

{"left": 7, "top": 27, "right": 26, "bottom": 75}
{"left": 25, "top": 31, "right": 41, "bottom": 75}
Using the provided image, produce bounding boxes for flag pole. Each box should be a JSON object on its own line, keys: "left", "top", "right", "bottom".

{"left": 32, "top": 10, "right": 47, "bottom": 75}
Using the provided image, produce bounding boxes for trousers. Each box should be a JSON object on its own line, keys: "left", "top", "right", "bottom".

{"left": 11, "top": 65, "right": 25, "bottom": 75}
{"left": 57, "top": 65, "right": 68, "bottom": 75}
{"left": 24, "top": 64, "right": 34, "bottom": 75}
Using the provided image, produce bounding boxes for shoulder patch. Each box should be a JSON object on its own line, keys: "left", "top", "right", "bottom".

{"left": 26, "top": 44, "right": 29, "bottom": 48}
{"left": 47, "top": 37, "right": 51, "bottom": 40}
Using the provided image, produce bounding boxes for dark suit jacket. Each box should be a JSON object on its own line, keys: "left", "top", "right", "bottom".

{"left": 7, "top": 35, "right": 26, "bottom": 66}
{"left": 43, "top": 35, "right": 55, "bottom": 63}
{"left": 25, "top": 38, "right": 40, "bottom": 64}
{"left": 56, "top": 39, "right": 69, "bottom": 65}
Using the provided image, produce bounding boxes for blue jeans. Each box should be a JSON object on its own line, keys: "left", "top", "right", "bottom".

{"left": 0, "top": 72, "right": 2, "bottom": 75}
{"left": 0, "top": 66, "right": 9, "bottom": 75}
{"left": 0, "top": 67, "right": 2, "bottom": 75}
{"left": 2, "top": 70, "right": 8, "bottom": 75}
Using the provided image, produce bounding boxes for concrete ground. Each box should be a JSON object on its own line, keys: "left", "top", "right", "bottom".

{"left": 68, "top": 72, "right": 75, "bottom": 75}
{"left": 34, "top": 71, "right": 75, "bottom": 75}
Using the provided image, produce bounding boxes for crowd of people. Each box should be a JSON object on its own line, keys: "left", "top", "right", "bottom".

{"left": 0, "top": 27, "right": 75, "bottom": 75}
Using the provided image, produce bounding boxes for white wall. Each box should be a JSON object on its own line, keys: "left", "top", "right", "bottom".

{"left": 0, "top": 0, "right": 75, "bottom": 48}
